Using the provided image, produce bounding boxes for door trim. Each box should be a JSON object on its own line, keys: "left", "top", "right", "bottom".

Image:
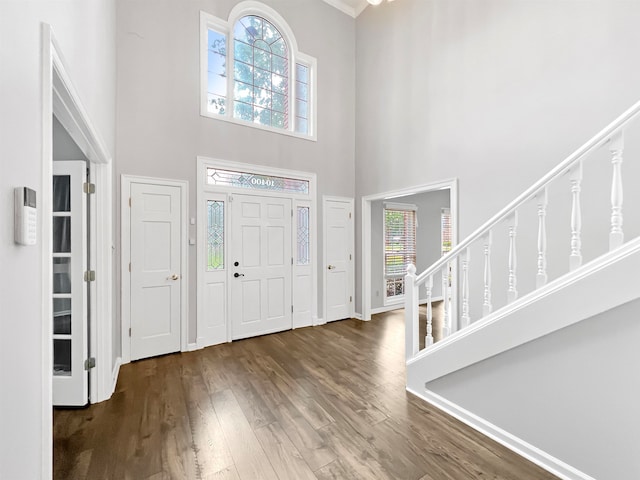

{"left": 121, "top": 175, "right": 189, "bottom": 364}
{"left": 197, "top": 157, "right": 318, "bottom": 348}
{"left": 42, "top": 24, "right": 114, "bottom": 478}
{"left": 360, "top": 179, "right": 458, "bottom": 322}
{"left": 322, "top": 195, "right": 355, "bottom": 324}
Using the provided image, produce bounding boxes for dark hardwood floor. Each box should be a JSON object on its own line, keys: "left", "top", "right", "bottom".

{"left": 54, "top": 310, "right": 558, "bottom": 480}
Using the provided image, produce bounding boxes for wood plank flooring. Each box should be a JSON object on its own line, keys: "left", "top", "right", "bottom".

{"left": 54, "top": 310, "right": 559, "bottom": 480}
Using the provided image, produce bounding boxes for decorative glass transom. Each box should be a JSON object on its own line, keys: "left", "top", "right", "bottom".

{"left": 207, "top": 200, "right": 225, "bottom": 270}
{"left": 206, "top": 167, "right": 309, "bottom": 194}
{"left": 297, "top": 207, "right": 310, "bottom": 265}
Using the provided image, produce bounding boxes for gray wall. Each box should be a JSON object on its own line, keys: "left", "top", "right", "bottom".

{"left": 371, "top": 189, "right": 450, "bottom": 309}
{"left": 354, "top": 0, "right": 640, "bottom": 314}
{"left": 0, "top": 1, "right": 116, "bottom": 477}
{"left": 427, "top": 298, "right": 640, "bottom": 480}
{"left": 116, "top": 0, "right": 356, "bottom": 344}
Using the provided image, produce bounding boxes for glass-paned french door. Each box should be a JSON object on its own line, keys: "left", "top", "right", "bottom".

{"left": 52, "top": 161, "right": 89, "bottom": 407}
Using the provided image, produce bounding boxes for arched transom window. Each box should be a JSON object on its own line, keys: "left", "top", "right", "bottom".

{"left": 201, "top": 3, "right": 315, "bottom": 139}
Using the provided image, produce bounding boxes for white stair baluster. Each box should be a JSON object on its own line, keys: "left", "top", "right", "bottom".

{"left": 536, "top": 188, "right": 548, "bottom": 289}
{"left": 482, "top": 231, "right": 493, "bottom": 317}
{"left": 507, "top": 212, "right": 518, "bottom": 303}
{"left": 404, "top": 264, "right": 419, "bottom": 360}
{"left": 441, "top": 263, "right": 450, "bottom": 338}
{"left": 425, "top": 275, "right": 434, "bottom": 346}
{"left": 569, "top": 161, "right": 583, "bottom": 271}
{"left": 460, "top": 248, "right": 471, "bottom": 329}
{"left": 609, "top": 131, "right": 624, "bottom": 250}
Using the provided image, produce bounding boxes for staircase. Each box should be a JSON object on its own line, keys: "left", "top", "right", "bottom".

{"left": 404, "top": 101, "right": 640, "bottom": 480}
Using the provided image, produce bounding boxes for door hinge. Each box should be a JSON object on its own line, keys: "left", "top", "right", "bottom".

{"left": 129, "top": 327, "right": 132, "bottom": 337}
{"left": 83, "top": 182, "right": 96, "bottom": 194}
{"left": 129, "top": 197, "right": 132, "bottom": 207}
{"left": 349, "top": 212, "right": 352, "bottom": 219}
{"left": 84, "top": 357, "right": 96, "bottom": 370}
{"left": 129, "top": 262, "right": 131, "bottom": 272}
{"left": 291, "top": 305, "right": 294, "bottom": 313}
{"left": 350, "top": 296, "right": 353, "bottom": 303}
{"left": 291, "top": 209, "right": 294, "bottom": 217}
{"left": 84, "top": 270, "right": 96, "bottom": 282}
{"left": 349, "top": 254, "right": 352, "bottom": 260}
{"left": 291, "top": 257, "right": 294, "bottom": 265}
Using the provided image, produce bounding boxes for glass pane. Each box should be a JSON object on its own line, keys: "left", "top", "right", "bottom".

{"left": 297, "top": 207, "right": 310, "bottom": 265}
{"left": 53, "top": 257, "right": 71, "bottom": 294}
{"left": 254, "top": 107, "right": 271, "bottom": 126}
{"left": 206, "top": 168, "right": 310, "bottom": 194}
{"left": 296, "top": 81, "right": 308, "bottom": 101}
{"left": 207, "top": 201, "right": 224, "bottom": 270}
{"left": 53, "top": 339, "right": 72, "bottom": 376}
{"left": 53, "top": 298, "right": 71, "bottom": 335}
{"left": 253, "top": 67, "right": 271, "bottom": 90}
{"left": 263, "top": 20, "right": 279, "bottom": 43}
{"left": 52, "top": 175, "right": 70, "bottom": 212}
{"left": 234, "top": 81, "right": 253, "bottom": 103}
{"left": 295, "top": 118, "right": 308, "bottom": 135}
{"left": 271, "top": 38, "right": 286, "bottom": 57}
{"left": 245, "top": 16, "right": 263, "bottom": 38}
{"left": 296, "top": 63, "right": 309, "bottom": 84}
{"left": 272, "top": 111, "right": 285, "bottom": 129}
{"left": 234, "top": 21, "right": 255, "bottom": 44}
{"left": 53, "top": 217, "right": 71, "bottom": 253}
{"left": 253, "top": 87, "right": 271, "bottom": 109}
{"left": 234, "top": 40, "right": 253, "bottom": 64}
{"left": 207, "top": 69, "right": 226, "bottom": 98}
{"left": 296, "top": 99, "right": 308, "bottom": 119}
{"left": 207, "top": 93, "right": 226, "bottom": 115}
{"left": 208, "top": 29, "right": 226, "bottom": 55}
{"left": 254, "top": 48, "right": 270, "bottom": 71}
{"left": 272, "top": 55, "right": 287, "bottom": 76}
{"left": 272, "top": 74, "right": 287, "bottom": 95}
{"left": 235, "top": 61, "right": 253, "bottom": 84}
{"left": 273, "top": 93, "right": 286, "bottom": 113}
{"left": 234, "top": 101, "right": 253, "bottom": 121}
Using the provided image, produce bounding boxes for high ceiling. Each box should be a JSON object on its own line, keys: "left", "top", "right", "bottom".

{"left": 320, "top": 0, "right": 370, "bottom": 18}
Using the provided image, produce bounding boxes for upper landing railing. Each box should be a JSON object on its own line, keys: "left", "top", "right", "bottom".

{"left": 405, "top": 99, "right": 640, "bottom": 360}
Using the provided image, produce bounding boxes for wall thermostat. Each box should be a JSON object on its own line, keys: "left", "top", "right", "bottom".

{"left": 15, "top": 187, "right": 37, "bottom": 246}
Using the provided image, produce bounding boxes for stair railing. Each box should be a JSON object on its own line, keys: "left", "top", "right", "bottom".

{"left": 405, "top": 99, "right": 640, "bottom": 360}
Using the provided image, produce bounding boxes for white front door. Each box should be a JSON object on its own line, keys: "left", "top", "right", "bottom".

{"left": 324, "top": 197, "right": 354, "bottom": 322}
{"left": 52, "top": 161, "right": 88, "bottom": 406}
{"left": 230, "top": 194, "right": 292, "bottom": 340}
{"left": 130, "top": 183, "right": 182, "bottom": 360}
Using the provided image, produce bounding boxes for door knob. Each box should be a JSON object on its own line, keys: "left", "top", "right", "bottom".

{"left": 168, "top": 274, "right": 179, "bottom": 280}
{"left": 327, "top": 265, "right": 336, "bottom": 270}
{"left": 234, "top": 272, "right": 245, "bottom": 278}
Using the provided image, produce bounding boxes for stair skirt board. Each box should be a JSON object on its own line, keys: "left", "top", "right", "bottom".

{"left": 408, "top": 387, "right": 597, "bottom": 480}
{"left": 407, "top": 237, "right": 640, "bottom": 386}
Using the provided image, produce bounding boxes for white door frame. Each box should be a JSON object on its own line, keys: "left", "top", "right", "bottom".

{"left": 42, "top": 24, "right": 114, "bottom": 478}
{"left": 196, "top": 156, "right": 318, "bottom": 348}
{"left": 121, "top": 175, "right": 189, "bottom": 364}
{"left": 361, "top": 179, "right": 458, "bottom": 321}
{"left": 322, "top": 196, "right": 355, "bottom": 323}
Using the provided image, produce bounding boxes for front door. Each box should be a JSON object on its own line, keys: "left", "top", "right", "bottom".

{"left": 324, "top": 197, "right": 354, "bottom": 322}
{"left": 130, "top": 182, "right": 182, "bottom": 360}
{"left": 230, "top": 194, "right": 292, "bottom": 340}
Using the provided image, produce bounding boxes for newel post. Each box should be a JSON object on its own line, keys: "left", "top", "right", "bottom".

{"left": 404, "top": 264, "right": 419, "bottom": 361}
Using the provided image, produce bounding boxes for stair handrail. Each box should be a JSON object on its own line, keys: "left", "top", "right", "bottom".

{"left": 414, "top": 98, "right": 640, "bottom": 286}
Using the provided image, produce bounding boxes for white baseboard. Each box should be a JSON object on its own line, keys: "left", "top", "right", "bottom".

{"left": 408, "top": 387, "right": 596, "bottom": 480}
{"left": 111, "top": 357, "right": 122, "bottom": 396}
{"left": 187, "top": 342, "right": 200, "bottom": 352}
{"left": 353, "top": 312, "right": 363, "bottom": 320}
{"left": 314, "top": 317, "right": 326, "bottom": 326}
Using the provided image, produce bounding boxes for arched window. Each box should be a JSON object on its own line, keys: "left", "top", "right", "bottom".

{"left": 201, "top": 3, "right": 315, "bottom": 139}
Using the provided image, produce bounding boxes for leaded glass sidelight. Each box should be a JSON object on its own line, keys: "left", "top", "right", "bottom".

{"left": 207, "top": 200, "right": 225, "bottom": 270}
{"left": 297, "top": 206, "right": 310, "bottom": 265}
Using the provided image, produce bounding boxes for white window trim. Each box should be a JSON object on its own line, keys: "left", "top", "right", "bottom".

{"left": 200, "top": 2, "right": 318, "bottom": 141}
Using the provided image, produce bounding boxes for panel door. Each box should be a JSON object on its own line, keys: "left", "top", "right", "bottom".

{"left": 324, "top": 198, "right": 353, "bottom": 322}
{"left": 230, "top": 194, "right": 292, "bottom": 340}
{"left": 130, "top": 183, "right": 182, "bottom": 360}
{"left": 52, "top": 160, "right": 88, "bottom": 406}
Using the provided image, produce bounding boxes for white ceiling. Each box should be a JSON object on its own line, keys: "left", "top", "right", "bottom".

{"left": 321, "top": 0, "right": 370, "bottom": 18}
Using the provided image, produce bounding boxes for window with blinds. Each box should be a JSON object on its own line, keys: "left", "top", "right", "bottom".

{"left": 384, "top": 207, "right": 417, "bottom": 301}
{"left": 441, "top": 208, "right": 452, "bottom": 255}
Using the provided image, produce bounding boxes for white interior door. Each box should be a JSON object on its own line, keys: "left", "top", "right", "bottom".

{"left": 130, "top": 183, "right": 182, "bottom": 360}
{"left": 230, "top": 194, "right": 292, "bottom": 340}
{"left": 52, "top": 161, "right": 88, "bottom": 406}
{"left": 324, "top": 197, "right": 354, "bottom": 322}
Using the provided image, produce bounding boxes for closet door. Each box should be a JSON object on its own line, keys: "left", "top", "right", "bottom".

{"left": 52, "top": 161, "right": 88, "bottom": 407}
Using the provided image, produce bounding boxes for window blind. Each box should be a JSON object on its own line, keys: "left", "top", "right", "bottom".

{"left": 384, "top": 209, "right": 417, "bottom": 278}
